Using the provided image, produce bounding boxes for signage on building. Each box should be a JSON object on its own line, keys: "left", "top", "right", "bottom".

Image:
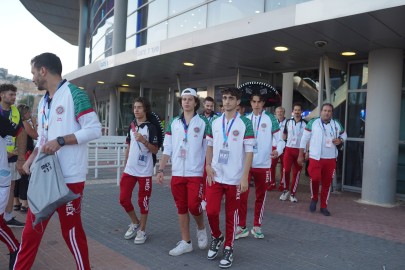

{"left": 137, "top": 42, "right": 161, "bottom": 60}
{"left": 99, "top": 56, "right": 115, "bottom": 70}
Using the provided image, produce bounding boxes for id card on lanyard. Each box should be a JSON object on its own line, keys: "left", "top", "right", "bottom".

{"left": 251, "top": 112, "right": 262, "bottom": 153}
{"left": 321, "top": 121, "right": 335, "bottom": 148}
{"left": 218, "top": 113, "right": 238, "bottom": 164}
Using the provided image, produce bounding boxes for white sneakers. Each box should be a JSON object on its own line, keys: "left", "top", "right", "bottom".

{"left": 197, "top": 228, "right": 208, "bottom": 249}
{"left": 169, "top": 240, "right": 193, "bottom": 256}
{"left": 169, "top": 227, "right": 208, "bottom": 256}
{"left": 290, "top": 194, "right": 298, "bottom": 203}
{"left": 124, "top": 223, "right": 139, "bottom": 239}
{"left": 235, "top": 226, "right": 249, "bottom": 239}
{"left": 134, "top": 230, "right": 147, "bottom": 244}
{"left": 279, "top": 190, "right": 290, "bottom": 201}
{"left": 250, "top": 226, "right": 264, "bottom": 239}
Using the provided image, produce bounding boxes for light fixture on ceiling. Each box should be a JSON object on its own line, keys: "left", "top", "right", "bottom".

{"left": 78, "top": 86, "right": 84, "bottom": 89}
{"left": 121, "top": 84, "right": 129, "bottom": 87}
{"left": 274, "top": 46, "right": 289, "bottom": 52}
{"left": 183, "top": 62, "right": 194, "bottom": 67}
{"left": 126, "top": 74, "right": 135, "bottom": 77}
{"left": 97, "top": 81, "right": 105, "bottom": 84}
{"left": 341, "top": 51, "right": 356, "bottom": 56}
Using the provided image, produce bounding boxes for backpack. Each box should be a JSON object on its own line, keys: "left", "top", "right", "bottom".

{"left": 146, "top": 112, "right": 165, "bottom": 165}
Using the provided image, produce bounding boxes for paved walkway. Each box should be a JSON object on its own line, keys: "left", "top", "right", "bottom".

{"left": 1, "top": 174, "right": 405, "bottom": 270}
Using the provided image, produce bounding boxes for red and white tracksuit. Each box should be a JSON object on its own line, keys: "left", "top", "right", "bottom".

{"left": 171, "top": 176, "right": 203, "bottom": 215}
{"left": 300, "top": 117, "right": 347, "bottom": 209}
{"left": 14, "top": 182, "right": 90, "bottom": 270}
{"left": 281, "top": 147, "right": 302, "bottom": 195}
{"left": 120, "top": 173, "right": 152, "bottom": 214}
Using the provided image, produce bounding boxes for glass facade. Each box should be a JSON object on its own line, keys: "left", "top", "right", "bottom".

{"left": 90, "top": 0, "right": 114, "bottom": 62}
{"left": 124, "top": 0, "right": 313, "bottom": 51}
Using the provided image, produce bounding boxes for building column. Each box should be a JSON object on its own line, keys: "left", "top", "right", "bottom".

{"left": 78, "top": 0, "right": 88, "bottom": 67}
{"left": 112, "top": 0, "right": 128, "bottom": 54}
{"left": 282, "top": 72, "right": 294, "bottom": 117}
{"left": 361, "top": 49, "right": 403, "bottom": 206}
{"left": 108, "top": 88, "right": 118, "bottom": 136}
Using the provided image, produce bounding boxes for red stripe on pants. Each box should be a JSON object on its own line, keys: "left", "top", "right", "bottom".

{"left": 281, "top": 147, "right": 302, "bottom": 194}
{"left": 14, "top": 182, "right": 90, "bottom": 270}
{"left": 206, "top": 182, "right": 240, "bottom": 248}
{"left": 238, "top": 168, "right": 268, "bottom": 227}
{"left": 308, "top": 158, "right": 336, "bottom": 209}
{"left": 0, "top": 214, "right": 19, "bottom": 252}
{"left": 119, "top": 173, "right": 152, "bottom": 214}
{"left": 270, "top": 146, "right": 283, "bottom": 184}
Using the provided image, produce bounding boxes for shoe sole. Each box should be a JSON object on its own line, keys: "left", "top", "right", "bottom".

{"left": 235, "top": 232, "right": 249, "bottom": 240}
{"left": 6, "top": 225, "right": 24, "bottom": 228}
{"left": 124, "top": 233, "right": 136, "bottom": 240}
{"left": 219, "top": 262, "right": 233, "bottom": 268}
{"left": 134, "top": 239, "right": 146, "bottom": 244}
{"left": 207, "top": 252, "right": 219, "bottom": 260}
{"left": 169, "top": 248, "right": 193, "bottom": 256}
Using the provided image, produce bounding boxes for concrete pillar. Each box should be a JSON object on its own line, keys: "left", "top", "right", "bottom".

{"left": 361, "top": 49, "right": 403, "bottom": 206}
{"left": 108, "top": 88, "right": 118, "bottom": 136}
{"left": 282, "top": 72, "right": 294, "bottom": 117}
{"left": 112, "top": 0, "right": 128, "bottom": 54}
{"left": 78, "top": 0, "right": 88, "bottom": 67}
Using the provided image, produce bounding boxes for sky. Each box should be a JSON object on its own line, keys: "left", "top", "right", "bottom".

{"left": 0, "top": 1, "right": 78, "bottom": 79}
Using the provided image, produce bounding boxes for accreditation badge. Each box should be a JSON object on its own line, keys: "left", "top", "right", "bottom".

{"left": 138, "top": 153, "right": 148, "bottom": 167}
{"left": 178, "top": 146, "right": 187, "bottom": 159}
{"left": 325, "top": 137, "right": 333, "bottom": 148}
{"left": 218, "top": 149, "right": 230, "bottom": 164}
{"left": 290, "top": 136, "right": 297, "bottom": 145}
{"left": 5, "top": 136, "right": 13, "bottom": 146}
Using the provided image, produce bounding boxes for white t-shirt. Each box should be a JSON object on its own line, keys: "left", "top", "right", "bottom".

{"left": 284, "top": 118, "right": 307, "bottom": 148}
{"left": 300, "top": 117, "right": 347, "bottom": 160}
{"left": 247, "top": 111, "right": 285, "bottom": 168}
{"left": 124, "top": 121, "right": 159, "bottom": 177}
{"left": 206, "top": 113, "right": 255, "bottom": 185}
{"left": 163, "top": 114, "right": 209, "bottom": 177}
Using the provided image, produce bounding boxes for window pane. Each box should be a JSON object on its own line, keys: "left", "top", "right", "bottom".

{"left": 346, "top": 92, "right": 366, "bottom": 138}
{"left": 265, "top": 0, "right": 312, "bottom": 11}
{"left": 127, "top": 12, "right": 137, "bottom": 37}
{"left": 349, "top": 63, "right": 368, "bottom": 90}
{"left": 126, "top": 35, "right": 136, "bottom": 51}
{"left": 138, "top": 0, "right": 168, "bottom": 29}
{"left": 146, "top": 22, "right": 168, "bottom": 44}
{"left": 207, "top": 0, "right": 264, "bottom": 27}
{"left": 344, "top": 141, "right": 364, "bottom": 188}
{"left": 168, "top": 6, "right": 207, "bottom": 38}
{"left": 169, "top": 0, "right": 206, "bottom": 15}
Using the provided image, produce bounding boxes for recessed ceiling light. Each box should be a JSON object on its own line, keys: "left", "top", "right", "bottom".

{"left": 121, "top": 84, "right": 129, "bottom": 87}
{"left": 78, "top": 86, "right": 84, "bottom": 89}
{"left": 255, "top": 10, "right": 260, "bottom": 13}
{"left": 183, "top": 62, "right": 194, "bottom": 67}
{"left": 126, "top": 74, "right": 135, "bottom": 77}
{"left": 274, "top": 46, "right": 289, "bottom": 52}
{"left": 341, "top": 51, "right": 356, "bottom": 56}
{"left": 97, "top": 81, "right": 104, "bottom": 84}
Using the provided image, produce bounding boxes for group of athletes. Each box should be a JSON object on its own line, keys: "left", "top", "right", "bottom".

{"left": 119, "top": 86, "right": 346, "bottom": 269}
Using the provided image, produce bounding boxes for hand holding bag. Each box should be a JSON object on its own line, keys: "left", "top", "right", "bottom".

{"left": 27, "top": 152, "right": 80, "bottom": 226}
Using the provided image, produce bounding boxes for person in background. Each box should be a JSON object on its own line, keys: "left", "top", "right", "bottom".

{"left": 200, "top": 96, "right": 218, "bottom": 210}
{"left": 13, "top": 104, "right": 38, "bottom": 213}
{"left": 236, "top": 93, "right": 284, "bottom": 240}
{"left": 0, "top": 83, "right": 26, "bottom": 228}
{"left": 268, "top": 106, "right": 287, "bottom": 191}
{"left": 119, "top": 97, "right": 159, "bottom": 244}
{"left": 298, "top": 103, "right": 346, "bottom": 216}
{"left": 279, "top": 102, "right": 307, "bottom": 203}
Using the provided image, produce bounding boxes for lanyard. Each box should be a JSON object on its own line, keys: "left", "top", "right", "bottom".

{"left": 251, "top": 111, "right": 262, "bottom": 139}
{"left": 222, "top": 112, "right": 238, "bottom": 147}
{"left": 41, "top": 79, "right": 66, "bottom": 131}
{"left": 181, "top": 113, "right": 196, "bottom": 142}
{"left": 321, "top": 120, "right": 337, "bottom": 138}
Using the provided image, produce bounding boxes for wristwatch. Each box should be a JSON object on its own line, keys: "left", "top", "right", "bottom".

{"left": 57, "top": 136, "right": 65, "bottom": 147}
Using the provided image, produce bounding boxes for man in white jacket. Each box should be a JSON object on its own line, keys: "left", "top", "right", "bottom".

{"left": 298, "top": 103, "right": 346, "bottom": 216}
{"left": 13, "top": 52, "right": 101, "bottom": 270}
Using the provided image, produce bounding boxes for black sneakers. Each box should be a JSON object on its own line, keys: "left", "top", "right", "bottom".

{"left": 9, "top": 248, "right": 18, "bottom": 270}
{"left": 6, "top": 218, "right": 25, "bottom": 228}
{"left": 219, "top": 247, "right": 233, "bottom": 268}
{"left": 207, "top": 235, "right": 224, "bottom": 260}
{"left": 320, "top": 208, "right": 331, "bottom": 216}
{"left": 309, "top": 200, "right": 317, "bottom": 213}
